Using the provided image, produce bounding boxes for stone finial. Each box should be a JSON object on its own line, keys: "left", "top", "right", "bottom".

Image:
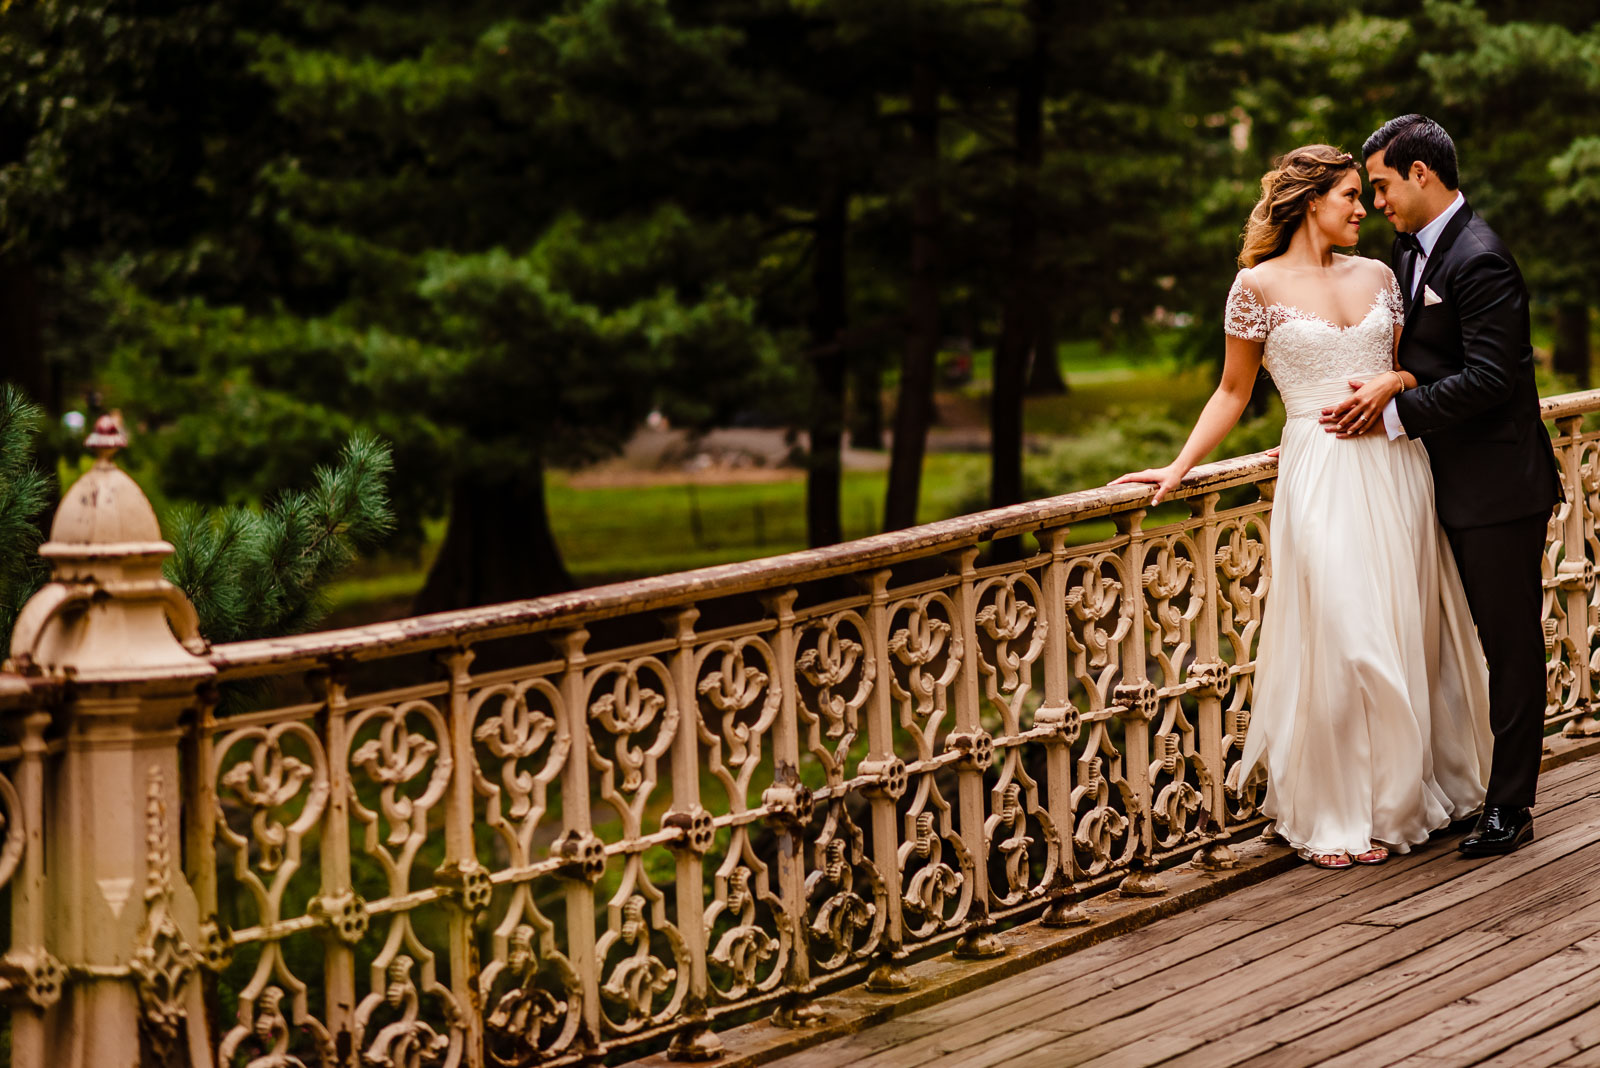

{"left": 44, "top": 415, "right": 163, "bottom": 556}
{"left": 6, "top": 416, "right": 211, "bottom": 680}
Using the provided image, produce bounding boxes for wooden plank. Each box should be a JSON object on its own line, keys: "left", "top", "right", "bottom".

{"left": 960, "top": 924, "right": 1392, "bottom": 1066}
{"left": 1357, "top": 812, "right": 1600, "bottom": 926}
{"left": 1388, "top": 947, "right": 1600, "bottom": 1066}
{"left": 895, "top": 757, "right": 1600, "bottom": 1041}
{"left": 1125, "top": 836, "right": 1600, "bottom": 1064}
{"left": 1050, "top": 844, "right": 1600, "bottom": 1066}
{"left": 906, "top": 1026, "right": 1067, "bottom": 1068}
{"left": 768, "top": 1018, "right": 946, "bottom": 1061}
{"left": 1559, "top": 1040, "right": 1600, "bottom": 1067}
{"left": 1147, "top": 929, "right": 1509, "bottom": 1068}
{"left": 1482, "top": 846, "right": 1600, "bottom": 937}
{"left": 828, "top": 822, "right": 1600, "bottom": 1068}
{"left": 1330, "top": 932, "right": 1600, "bottom": 1066}
{"left": 870, "top": 918, "right": 1263, "bottom": 1032}
{"left": 1476, "top": 1001, "right": 1600, "bottom": 1067}
{"left": 1234, "top": 897, "right": 1600, "bottom": 1067}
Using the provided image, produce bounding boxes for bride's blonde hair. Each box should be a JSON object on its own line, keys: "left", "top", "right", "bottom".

{"left": 1238, "top": 144, "right": 1357, "bottom": 268}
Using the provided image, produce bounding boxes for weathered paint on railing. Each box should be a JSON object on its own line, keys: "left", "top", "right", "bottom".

{"left": 0, "top": 389, "right": 1598, "bottom": 1066}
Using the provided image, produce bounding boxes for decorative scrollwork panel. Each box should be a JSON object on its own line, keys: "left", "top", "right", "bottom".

{"left": 693, "top": 637, "right": 789, "bottom": 1003}
{"left": 802, "top": 800, "right": 886, "bottom": 973}
{"left": 1214, "top": 514, "right": 1271, "bottom": 823}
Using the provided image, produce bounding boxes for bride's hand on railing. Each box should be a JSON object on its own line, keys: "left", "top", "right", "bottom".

{"left": 1267, "top": 446, "right": 1281, "bottom": 458}
{"left": 1320, "top": 373, "right": 1402, "bottom": 438}
{"left": 1111, "top": 463, "right": 1187, "bottom": 506}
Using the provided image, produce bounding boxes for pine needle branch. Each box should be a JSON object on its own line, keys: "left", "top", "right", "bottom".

{"left": 0, "top": 386, "right": 52, "bottom": 652}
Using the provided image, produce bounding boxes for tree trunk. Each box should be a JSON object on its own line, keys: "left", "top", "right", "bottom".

{"left": 1553, "top": 301, "right": 1591, "bottom": 388}
{"left": 991, "top": 0, "right": 1050, "bottom": 517}
{"left": 1026, "top": 294, "right": 1068, "bottom": 395}
{"left": 884, "top": 54, "right": 942, "bottom": 532}
{"left": 847, "top": 362, "right": 885, "bottom": 450}
{"left": 806, "top": 185, "right": 849, "bottom": 547}
{"left": 412, "top": 464, "right": 573, "bottom": 613}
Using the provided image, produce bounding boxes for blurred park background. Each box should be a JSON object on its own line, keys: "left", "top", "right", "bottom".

{"left": 1, "top": 0, "right": 1598, "bottom": 639}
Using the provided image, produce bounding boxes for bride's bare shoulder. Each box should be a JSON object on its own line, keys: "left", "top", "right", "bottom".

{"left": 1337, "top": 253, "right": 1395, "bottom": 281}
{"left": 1236, "top": 261, "right": 1276, "bottom": 294}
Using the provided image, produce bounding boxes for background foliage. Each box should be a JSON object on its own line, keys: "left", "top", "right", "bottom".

{"left": 1, "top": 0, "right": 1596, "bottom": 628}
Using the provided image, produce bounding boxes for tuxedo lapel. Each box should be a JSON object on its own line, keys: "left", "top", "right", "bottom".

{"left": 1405, "top": 200, "right": 1476, "bottom": 329}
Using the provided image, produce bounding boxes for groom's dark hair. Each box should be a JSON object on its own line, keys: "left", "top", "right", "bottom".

{"left": 1362, "top": 114, "right": 1460, "bottom": 189}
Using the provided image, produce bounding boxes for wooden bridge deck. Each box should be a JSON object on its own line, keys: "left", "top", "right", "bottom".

{"left": 765, "top": 756, "right": 1600, "bottom": 1068}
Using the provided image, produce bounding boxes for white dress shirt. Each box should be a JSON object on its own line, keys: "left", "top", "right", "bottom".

{"left": 1382, "top": 191, "right": 1467, "bottom": 439}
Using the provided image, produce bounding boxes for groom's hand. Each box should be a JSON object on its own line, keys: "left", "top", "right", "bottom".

{"left": 1321, "top": 376, "right": 1399, "bottom": 438}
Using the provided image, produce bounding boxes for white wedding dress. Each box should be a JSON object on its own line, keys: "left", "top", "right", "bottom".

{"left": 1226, "top": 264, "right": 1493, "bottom": 859}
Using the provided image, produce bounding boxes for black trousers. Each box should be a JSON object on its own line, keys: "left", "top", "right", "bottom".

{"left": 1444, "top": 513, "right": 1549, "bottom": 808}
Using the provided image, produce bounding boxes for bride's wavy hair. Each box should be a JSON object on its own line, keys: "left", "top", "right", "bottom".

{"left": 1238, "top": 144, "right": 1357, "bottom": 268}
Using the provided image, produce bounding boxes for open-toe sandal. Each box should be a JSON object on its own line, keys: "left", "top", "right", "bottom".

{"left": 1354, "top": 846, "right": 1389, "bottom": 865}
{"left": 1310, "top": 851, "right": 1353, "bottom": 870}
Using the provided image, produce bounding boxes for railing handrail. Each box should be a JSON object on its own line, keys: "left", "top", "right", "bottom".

{"left": 207, "top": 448, "right": 1277, "bottom": 676}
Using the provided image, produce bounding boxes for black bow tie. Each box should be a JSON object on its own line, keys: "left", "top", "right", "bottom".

{"left": 1395, "top": 233, "right": 1422, "bottom": 255}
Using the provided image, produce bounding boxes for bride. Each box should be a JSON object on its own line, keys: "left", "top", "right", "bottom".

{"left": 1113, "top": 144, "right": 1492, "bottom": 869}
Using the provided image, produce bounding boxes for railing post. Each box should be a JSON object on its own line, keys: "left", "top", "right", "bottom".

{"left": 1555, "top": 415, "right": 1599, "bottom": 736}
{"left": 1190, "top": 491, "right": 1236, "bottom": 869}
{"left": 437, "top": 646, "right": 487, "bottom": 1068}
{"left": 308, "top": 665, "right": 361, "bottom": 1058}
{"left": 183, "top": 683, "right": 225, "bottom": 1043}
{"left": 2, "top": 707, "right": 60, "bottom": 1062}
{"left": 760, "top": 590, "right": 823, "bottom": 1027}
{"left": 3, "top": 417, "right": 215, "bottom": 1066}
{"left": 1115, "top": 510, "right": 1164, "bottom": 897}
{"left": 1036, "top": 527, "right": 1086, "bottom": 926}
{"left": 950, "top": 548, "right": 1004, "bottom": 958}
{"left": 860, "top": 570, "right": 911, "bottom": 993}
{"left": 662, "top": 606, "right": 722, "bottom": 1061}
{"left": 553, "top": 628, "right": 604, "bottom": 1055}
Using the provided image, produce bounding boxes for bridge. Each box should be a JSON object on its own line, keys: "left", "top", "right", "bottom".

{"left": 2, "top": 392, "right": 1600, "bottom": 1067}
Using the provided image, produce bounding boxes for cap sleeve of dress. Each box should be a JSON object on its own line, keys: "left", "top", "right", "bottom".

{"left": 1380, "top": 266, "right": 1406, "bottom": 326}
{"left": 1224, "top": 272, "right": 1269, "bottom": 341}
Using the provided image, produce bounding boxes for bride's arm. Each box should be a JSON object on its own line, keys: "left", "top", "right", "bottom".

{"left": 1111, "top": 335, "right": 1263, "bottom": 505}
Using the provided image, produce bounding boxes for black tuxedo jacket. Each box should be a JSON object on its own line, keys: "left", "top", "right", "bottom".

{"left": 1391, "top": 199, "right": 1562, "bottom": 529}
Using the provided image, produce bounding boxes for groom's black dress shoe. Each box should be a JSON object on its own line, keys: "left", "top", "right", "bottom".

{"left": 1457, "top": 805, "right": 1533, "bottom": 857}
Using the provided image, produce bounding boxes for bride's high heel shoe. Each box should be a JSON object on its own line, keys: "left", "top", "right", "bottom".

{"left": 1354, "top": 846, "right": 1389, "bottom": 865}
{"left": 1310, "top": 852, "right": 1353, "bottom": 870}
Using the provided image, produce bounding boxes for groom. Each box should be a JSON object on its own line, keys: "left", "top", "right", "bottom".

{"left": 1327, "top": 114, "right": 1562, "bottom": 856}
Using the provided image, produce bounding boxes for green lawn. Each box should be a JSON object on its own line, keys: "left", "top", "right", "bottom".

{"left": 547, "top": 452, "right": 987, "bottom": 583}
{"left": 323, "top": 349, "right": 1218, "bottom": 621}
{"left": 325, "top": 454, "right": 990, "bottom": 616}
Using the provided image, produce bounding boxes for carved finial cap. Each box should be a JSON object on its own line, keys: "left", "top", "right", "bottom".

{"left": 84, "top": 414, "right": 128, "bottom": 457}
{"left": 43, "top": 416, "right": 166, "bottom": 556}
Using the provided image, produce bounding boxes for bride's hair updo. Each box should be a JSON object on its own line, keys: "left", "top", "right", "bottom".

{"left": 1238, "top": 144, "right": 1357, "bottom": 268}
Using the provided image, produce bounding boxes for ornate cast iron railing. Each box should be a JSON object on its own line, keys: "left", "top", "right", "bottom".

{"left": 2, "top": 391, "right": 1600, "bottom": 1066}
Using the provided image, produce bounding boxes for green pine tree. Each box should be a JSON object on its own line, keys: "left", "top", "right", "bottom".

{"left": 164, "top": 432, "right": 396, "bottom": 644}
{"left": 0, "top": 386, "right": 52, "bottom": 646}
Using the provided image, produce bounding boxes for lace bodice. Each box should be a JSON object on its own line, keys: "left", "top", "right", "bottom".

{"left": 1224, "top": 270, "right": 1404, "bottom": 410}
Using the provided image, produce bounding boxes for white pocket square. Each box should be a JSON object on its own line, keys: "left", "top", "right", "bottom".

{"left": 1423, "top": 285, "right": 1443, "bottom": 306}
